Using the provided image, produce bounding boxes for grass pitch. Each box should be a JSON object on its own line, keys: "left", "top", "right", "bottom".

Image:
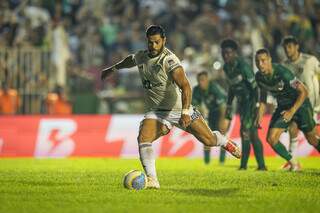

{"left": 0, "top": 157, "right": 320, "bottom": 213}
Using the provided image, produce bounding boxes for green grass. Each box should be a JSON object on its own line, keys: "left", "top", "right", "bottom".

{"left": 0, "top": 157, "right": 320, "bottom": 213}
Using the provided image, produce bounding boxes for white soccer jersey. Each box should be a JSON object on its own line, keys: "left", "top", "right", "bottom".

{"left": 133, "top": 48, "right": 183, "bottom": 111}
{"left": 283, "top": 53, "right": 320, "bottom": 112}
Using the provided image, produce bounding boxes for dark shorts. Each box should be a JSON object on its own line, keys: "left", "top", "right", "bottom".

{"left": 238, "top": 98, "right": 257, "bottom": 131}
{"left": 269, "top": 100, "right": 316, "bottom": 133}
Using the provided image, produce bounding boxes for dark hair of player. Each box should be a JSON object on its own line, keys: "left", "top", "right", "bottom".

{"left": 146, "top": 25, "right": 166, "bottom": 38}
{"left": 282, "top": 36, "right": 299, "bottom": 46}
{"left": 220, "top": 39, "right": 238, "bottom": 50}
{"left": 197, "top": 71, "right": 208, "bottom": 79}
{"left": 255, "top": 48, "right": 270, "bottom": 57}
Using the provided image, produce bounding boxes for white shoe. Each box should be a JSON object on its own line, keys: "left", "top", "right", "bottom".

{"left": 146, "top": 176, "right": 160, "bottom": 189}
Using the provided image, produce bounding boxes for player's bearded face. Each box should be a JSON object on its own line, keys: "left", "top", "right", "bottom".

{"left": 147, "top": 34, "right": 166, "bottom": 57}
{"left": 256, "top": 53, "right": 272, "bottom": 75}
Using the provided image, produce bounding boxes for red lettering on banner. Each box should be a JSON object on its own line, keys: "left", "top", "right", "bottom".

{"left": 0, "top": 115, "right": 318, "bottom": 157}
{"left": 34, "top": 119, "right": 77, "bottom": 157}
{"left": 72, "top": 115, "right": 124, "bottom": 157}
{"left": 0, "top": 138, "right": 3, "bottom": 153}
{"left": 0, "top": 116, "right": 38, "bottom": 157}
{"left": 159, "top": 128, "right": 195, "bottom": 157}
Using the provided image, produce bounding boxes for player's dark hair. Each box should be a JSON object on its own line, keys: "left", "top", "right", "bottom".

{"left": 282, "top": 36, "right": 299, "bottom": 46}
{"left": 197, "top": 71, "right": 208, "bottom": 79}
{"left": 220, "top": 39, "right": 238, "bottom": 50}
{"left": 146, "top": 25, "right": 166, "bottom": 38}
{"left": 255, "top": 48, "right": 270, "bottom": 57}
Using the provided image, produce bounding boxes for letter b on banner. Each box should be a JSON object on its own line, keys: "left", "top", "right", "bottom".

{"left": 34, "top": 119, "right": 77, "bottom": 157}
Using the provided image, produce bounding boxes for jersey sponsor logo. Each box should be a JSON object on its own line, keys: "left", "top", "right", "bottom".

{"left": 168, "top": 59, "right": 175, "bottom": 66}
{"left": 259, "top": 80, "right": 284, "bottom": 91}
{"left": 142, "top": 79, "right": 163, "bottom": 89}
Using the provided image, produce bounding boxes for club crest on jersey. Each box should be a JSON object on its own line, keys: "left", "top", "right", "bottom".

{"left": 168, "top": 59, "right": 175, "bottom": 66}
{"left": 297, "top": 66, "right": 304, "bottom": 76}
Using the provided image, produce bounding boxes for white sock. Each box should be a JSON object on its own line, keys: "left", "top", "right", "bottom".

{"left": 138, "top": 142, "right": 157, "bottom": 180}
{"left": 213, "top": 131, "right": 228, "bottom": 147}
{"left": 289, "top": 137, "right": 298, "bottom": 157}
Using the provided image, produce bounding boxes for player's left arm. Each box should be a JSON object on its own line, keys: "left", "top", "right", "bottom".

{"left": 289, "top": 80, "right": 308, "bottom": 113}
{"left": 171, "top": 66, "right": 192, "bottom": 128}
{"left": 283, "top": 74, "right": 308, "bottom": 122}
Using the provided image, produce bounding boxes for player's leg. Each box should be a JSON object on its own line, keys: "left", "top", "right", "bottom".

{"left": 239, "top": 126, "right": 251, "bottom": 170}
{"left": 267, "top": 109, "right": 297, "bottom": 169}
{"left": 186, "top": 116, "right": 241, "bottom": 158}
{"left": 282, "top": 122, "right": 300, "bottom": 170}
{"left": 249, "top": 128, "right": 266, "bottom": 170}
{"left": 137, "top": 118, "right": 169, "bottom": 189}
{"left": 203, "top": 117, "right": 217, "bottom": 165}
{"left": 203, "top": 145, "right": 211, "bottom": 164}
{"left": 267, "top": 128, "right": 296, "bottom": 164}
{"left": 243, "top": 101, "right": 266, "bottom": 170}
{"left": 296, "top": 102, "right": 320, "bottom": 153}
{"left": 303, "top": 127, "right": 320, "bottom": 152}
{"left": 219, "top": 147, "right": 226, "bottom": 164}
{"left": 238, "top": 102, "right": 255, "bottom": 170}
{"left": 218, "top": 117, "right": 230, "bottom": 164}
{"left": 288, "top": 122, "right": 299, "bottom": 155}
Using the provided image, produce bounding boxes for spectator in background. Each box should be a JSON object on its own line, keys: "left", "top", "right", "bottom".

{"left": 181, "top": 47, "right": 199, "bottom": 88}
{"left": 46, "top": 85, "right": 72, "bottom": 115}
{"left": 0, "top": 82, "right": 20, "bottom": 115}
{"left": 51, "top": 19, "right": 71, "bottom": 87}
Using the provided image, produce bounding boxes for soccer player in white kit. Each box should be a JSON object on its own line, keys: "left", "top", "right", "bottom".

{"left": 282, "top": 36, "right": 320, "bottom": 170}
{"left": 101, "top": 25, "right": 241, "bottom": 189}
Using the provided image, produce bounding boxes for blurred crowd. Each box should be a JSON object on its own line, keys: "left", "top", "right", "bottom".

{"left": 1, "top": 0, "right": 320, "bottom": 114}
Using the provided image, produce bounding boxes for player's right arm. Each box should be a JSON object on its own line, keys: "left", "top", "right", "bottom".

{"left": 101, "top": 55, "right": 136, "bottom": 80}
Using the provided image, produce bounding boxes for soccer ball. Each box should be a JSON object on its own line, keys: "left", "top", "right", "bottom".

{"left": 123, "top": 170, "right": 147, "bottom": 190}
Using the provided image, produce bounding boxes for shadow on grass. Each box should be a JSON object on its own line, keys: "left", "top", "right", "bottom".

{"left": 170, "top": 187, "right": 239, "bottom": 197}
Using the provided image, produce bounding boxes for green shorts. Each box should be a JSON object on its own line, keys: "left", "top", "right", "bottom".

{"left": 269, "top": 100, "right": 315, "bottom": 133}
{"left": 238, "top": 98, "right": 257, "bottom": 131}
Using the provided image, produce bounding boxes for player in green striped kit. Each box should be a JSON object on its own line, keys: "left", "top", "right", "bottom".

{"left": 255, "top": 48, "right": 320, "bottom": 171}
{"left": 221, "top": 39, "right": 266, "bottom": 170}
{"left": 192, "top": 71, "right": 229, "bottom": 164}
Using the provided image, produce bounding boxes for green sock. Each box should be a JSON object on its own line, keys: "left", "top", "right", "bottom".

{"left": 219, "top": 148, "right": 226, "bottom": 163}
{"left": 251, "top": 131, "right": 266, "bottom": 168}
{"left": 240, "top": 140, "right": 251, "bottom": 169}
{"left": 204, "top": 146, "right": 211, "bottom": 164}
{"left": 272, "top": 142, "right": 292, "bottom": 161}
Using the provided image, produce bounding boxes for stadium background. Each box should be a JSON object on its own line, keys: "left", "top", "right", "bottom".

{"left": 0, "top": 0, "right": 320, "bottom": 158}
